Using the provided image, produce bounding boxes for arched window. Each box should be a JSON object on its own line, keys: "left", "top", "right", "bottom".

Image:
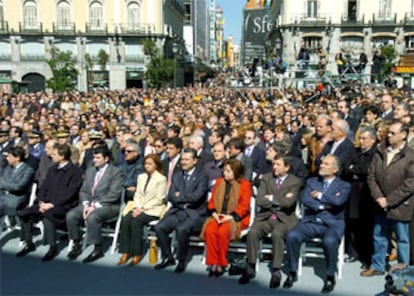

{"left": 127, "top": 1, "right": 141, "bottom": 31}
{"left": 89, "top": 1, "right": 104, "bottom": 30}
{"left": 23, "top": 0, "right": 38, "bottom": 29}
{"left": 57, "top": 0, "right": 71, "bottom": 29}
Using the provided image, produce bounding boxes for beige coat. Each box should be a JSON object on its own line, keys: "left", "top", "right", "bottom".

{"left": 123, "top": 171, "right": 167, "bottom": 218}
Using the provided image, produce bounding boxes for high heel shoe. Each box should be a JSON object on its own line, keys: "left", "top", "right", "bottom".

{"left": 215, "top": 266, "right": 225, "bottom": 277}
{"left": 208, "top": 265, "right": 217, "bottom": 277}
{"left": 129, "top": 256, "right": 141, "bottom": 266}
{"left": 117, "top": 253, "right": 130, "bottom": 266}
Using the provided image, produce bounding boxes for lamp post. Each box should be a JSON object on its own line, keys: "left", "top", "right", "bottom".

{"left": 172, "top": 42, "right": 178, "bottom": 88}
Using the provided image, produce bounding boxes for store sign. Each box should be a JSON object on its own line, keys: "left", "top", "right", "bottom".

{"left": 242, "top": 7, "right": 273, "bottom": 65}
{"left": 393, "top": 66, "right": 414, "bottom": 73}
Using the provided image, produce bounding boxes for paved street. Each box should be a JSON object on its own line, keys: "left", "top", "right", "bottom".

{"left": 1, "top": 230, "right": 385, "bottom": 295}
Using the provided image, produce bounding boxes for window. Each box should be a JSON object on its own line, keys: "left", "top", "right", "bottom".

{"left": 307, "top": 0, "right": 318, "bottom": 18}
{"left": 23, "top": 0, "right": 38, "bottom": 29}
{"left": 57, "top": 0, "right": 71, "bottom": 29}
{"left": 0, "top": 1, "right": 4, "bottom": 30}
{"left": 127, "top": 1, "right": 141, "bottom": 31}
{"left": 378, "top": 0, "right": 392, "bottom": 20}
{"left": 89, "top": 1, "right": 104, "bottom": 29}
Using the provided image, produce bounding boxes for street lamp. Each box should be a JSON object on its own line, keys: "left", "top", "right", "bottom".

{"left": 172, "top": 42, "right": 178, "bottom": 88}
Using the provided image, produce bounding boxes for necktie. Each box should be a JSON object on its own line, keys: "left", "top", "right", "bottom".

{"left": 322, "top": 180, "right": 329, "bottom": 193}
{"left": 91, "top": 169, "right": 104, "bottom": 196}
{"left": 167, "top": 158, "right": 176, "bottom": 189}
{"left": 276, "top": 178, "right": 281, "bottom": 189}
{"left": 183, "top": 172, "right": 189, "bottom": 190}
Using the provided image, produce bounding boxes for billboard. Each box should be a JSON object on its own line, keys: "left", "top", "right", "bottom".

{"left": 242, "top": 7, "right": 273, "bottom": 65}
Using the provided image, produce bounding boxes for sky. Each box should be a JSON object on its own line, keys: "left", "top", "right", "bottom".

{"left": 216, "top": 0, "right": 246, "bottom": 46}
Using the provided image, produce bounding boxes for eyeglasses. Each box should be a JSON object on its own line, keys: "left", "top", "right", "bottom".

{"left": 125, "top": 149, "right": 137, "bottom": 153}
{"left": 155, "top": 145, "right": 163, "bottom": 148}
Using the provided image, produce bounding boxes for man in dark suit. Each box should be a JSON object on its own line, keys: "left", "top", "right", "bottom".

{"left": 162, "top": 137, "right": 182, "bottom": 191}
{"left": 66, "top": 145, "right": 123, "bottom": 263}
{"left": 239, "top": 155, "right": 302, "bottom": 288}
{"left": 283, "top": 154, "right": 351, "bottom": 294}
{"left": 317, "top": 119, "right": 356, "bottom": 173}
{"left": 341, "top": 126, "right": 377, "bottom": 267}
{"left": 16, "top": 144, "right": 83, "bottom": 261}
{"left": 338, "top": 100, "right": 360, "bottom": 133}
{"left": 0, "top": 129, "right": 11, "bottom": 176}
{"left": 154, "top": 148, "right": 209, "bottom": 273}
{"left": 228, "top": 137, "right": 253, "bottom": 181}
{"left": 380, "top": 94, "right": 394, "bottom": 121}
{"left": 0, "top": 146, "right": 34, "bottom": 221}
{"left": 189, "top": 135, "right": 213, "bottom": 169}
{"left": 244, "top": 128, "right": 266, "bottom": 175}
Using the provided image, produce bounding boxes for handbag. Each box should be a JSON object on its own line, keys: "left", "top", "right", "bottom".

{"left": 228, "top": 256, "right": 248, "bottom": 276}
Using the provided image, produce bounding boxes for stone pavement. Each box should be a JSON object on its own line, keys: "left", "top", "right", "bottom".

{"left": 1, "top": 231, "right": 385, "bottom": 295}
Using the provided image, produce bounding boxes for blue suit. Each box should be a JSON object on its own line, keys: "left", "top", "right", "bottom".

{"left": 155, "top": 166, "right": 209, "bottom": 261}
{"left": 316, "top": 138, "right": 356, "bottom": 172}
{"left": 286, "top": 176, "right": 351, "bottom": 277}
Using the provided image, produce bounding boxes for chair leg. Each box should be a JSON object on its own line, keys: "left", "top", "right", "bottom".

{"left": 110, "top": 216, "right": 122, "bottom": 255}
{"left": 67, "top": 239, "right": 74, "bottom": 255}
{"left": 337, "top": 237, "right": 345, "bottom": 279}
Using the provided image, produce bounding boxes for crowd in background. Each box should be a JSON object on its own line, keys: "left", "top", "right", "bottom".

{"left": 0, "top": 75, "right": 414, "bottom": 292}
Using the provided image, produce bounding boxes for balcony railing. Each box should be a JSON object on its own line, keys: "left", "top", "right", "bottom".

{"left": 0, "top": 20, "right": 8, "bottom": 33}
{"left": 53, "top": 22, "right": 76, "bottom": 34}
{"left": 86, "top": 22, "right": 107, "bottom": 34}
{"left": 341, "top": 14, "right": 364, "bottom": 24}
{"left": 295, "top": 13, "right": 331, "bottom": 25}
{"left": 120, "top": 23, "right": 155, "bottom": 34}
{"left": 373, "top": 13, "right": 396, "bottom": 24}
{"left": 20, "top": 54, "right": 44, "bottom": 61}
{"left": 125, "top": 55, "right": 145, "bottom": 63}
{"left": 19, "top": 21, "right": 42, "bottom": 33}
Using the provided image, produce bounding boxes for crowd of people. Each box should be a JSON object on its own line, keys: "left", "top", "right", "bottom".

{"left": 0, "top": 78, "right": 414, "bottom": 294}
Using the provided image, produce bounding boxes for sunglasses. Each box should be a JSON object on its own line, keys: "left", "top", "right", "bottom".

{"left": 125, "top": 150, "right": 137, "bottom": 153}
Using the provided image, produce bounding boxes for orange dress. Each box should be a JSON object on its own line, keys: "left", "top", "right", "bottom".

{"left": 203, "top": 178, "right": 251, "bottom": 267}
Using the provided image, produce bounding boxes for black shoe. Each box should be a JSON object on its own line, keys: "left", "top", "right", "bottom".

{"left": 154, "top": 256, "right": 175, "bottom": 270}
{"left": 360, "top": 263, "right": 369, "bottom": 270}
{"left": 16, "top": 243, "right": 36, "bottom": 257}
{"left": 208, "top": 269, "right": 215, "bottom": 277}
{"left": 238, "top": 268, "right": 256, "bottom": 285}
{"left": 42, "top": 246, "right": 58, "bottom": 262}
{"left": 67, "top": 246, "right": 82, "bottom": 261}
{"left": 174, "top": 261, "right": 186, "bottom": 273}
{"left": 283, "top": 272, "right": 298, "bottom": 289}
{"left": 321, "top": 278, "right": 336, "bottom": 294}
{"left": 269, "top": 271, "right": 281, "bottom": 289}
{"left": 215, "top": 267, "right": 225, "bottom": 277}
{"left": 82, "top": 250, "right": 104, "bottom": 263}
{"left": 344, "top": 256, "right": 358, "bottom": 263}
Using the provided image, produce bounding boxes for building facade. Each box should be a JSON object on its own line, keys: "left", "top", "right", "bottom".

{"left": 0, "top": 0, "right": 184, "bottom": 92}
{"left": 270, "top": 0, "right": 414, "bottom": 79}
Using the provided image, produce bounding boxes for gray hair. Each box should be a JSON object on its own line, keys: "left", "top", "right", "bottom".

{"left": 190, "top": 134, "right": 204, "bottom": 148}
{"left": 334, "top": 119, "right": 350, "bottom": 135}
{"left": 125, "top": 139, "right": 140, "bottom": 154}
{"left": 359, "top": 126, "right": 377, "bottom": 140}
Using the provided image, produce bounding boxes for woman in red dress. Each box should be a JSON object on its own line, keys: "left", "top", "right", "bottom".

{"left": 200, "top": 159, "right": 251, "bottom": 277}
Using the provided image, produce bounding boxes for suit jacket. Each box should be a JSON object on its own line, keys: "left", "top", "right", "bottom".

{"left": 0, "top": 162, "right": 35, "bottom": 207}
{"left": 256, "top": 173, "right": 303, "bottom": 227}
{"left": 245, "top": 145, "right": 266, "bottom": 174}
{"left": 127, "top": 171, "right": 167, "bottom": 217}
{"left": 301, "top": 176, "right": 351, "bottom": 239}
{"left": 235, "top": 153, "right": 253, "bottom": 181}
{"left": 79, "top": 163, "right": 123, "bottom": 207}
{"left": 166, "top": 166, "right": 209, "bottom": 219}
{"left": 197, "top": 149, "right": 214, "bottom": 169}
{"left": 317, "top": 138, "right": 356, "bottom": 171}
{"left": 162, "top": 156, "right": 181, "bottom": 177}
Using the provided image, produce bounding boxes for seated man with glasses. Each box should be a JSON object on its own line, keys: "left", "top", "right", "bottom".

{"left": 120, "top": 139, "right": 143, "bottom": 201}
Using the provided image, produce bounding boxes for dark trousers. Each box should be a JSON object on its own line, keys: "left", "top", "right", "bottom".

{"left": 66, "top": 205, "right": 119, "bottom": 245}
{"left": 246, "top": 218, "right": 292, "bottom": 269}
{"left": 410, "top": 215, "right": 414, "bottom": 265}
{"left": 286, "top": 221, "right": 340, "bottom": 277}
{"left": 118, "top": 212, "right": 157, "bottom": 256}
{"left": 20, "top": 216, "right": 57, "bottom": 245}
{"left": 155, "top": 210, "right": 203, "bottom": 262}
